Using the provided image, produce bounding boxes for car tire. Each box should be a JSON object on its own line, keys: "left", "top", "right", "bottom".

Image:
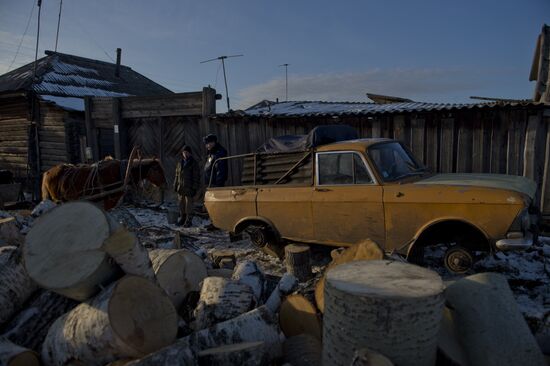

{"left": 245, "top": 224, "right": 285, "bottom": 259}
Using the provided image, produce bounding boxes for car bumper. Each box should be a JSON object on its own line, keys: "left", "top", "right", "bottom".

{"left": 495, "top": 232, "right": 534, "bottom": 251}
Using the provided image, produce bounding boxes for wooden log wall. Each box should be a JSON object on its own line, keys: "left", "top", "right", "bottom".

{"left": 38, "top": 102, "right": 69, "bottom": 172}
{"left": 0, "top": 96, "right": 31, "bottom": 177}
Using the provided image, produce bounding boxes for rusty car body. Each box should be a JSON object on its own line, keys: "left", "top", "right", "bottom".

{"left": 205, "top": 137, "right": 538, "bottom": 272}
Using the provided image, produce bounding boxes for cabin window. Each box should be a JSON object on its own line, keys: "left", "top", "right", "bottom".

{"left": 317, "top": 152, "right": 373, "bottom": 185}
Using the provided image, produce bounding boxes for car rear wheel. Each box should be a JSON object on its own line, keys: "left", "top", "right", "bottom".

{"left": 244, "top": 224, "right": 285, "bottom": 259}
{"left": 443, "top": 246, "right": 474, "bottom": 274}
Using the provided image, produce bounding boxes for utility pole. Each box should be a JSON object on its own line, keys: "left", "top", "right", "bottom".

{"left": 33, "top": 0, "right": 42, "bottom": 79}
{"left": 279, "top": 63, "right": 290, "bottom": 101}
{"left": 55, "top": 0, "right": 63, "bottom": 52}
{"left": 201, "top": 54, "right": 243, "bottom": 111}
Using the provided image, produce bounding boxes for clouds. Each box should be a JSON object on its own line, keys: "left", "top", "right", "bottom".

{"left": 236, "top": 67, "right": 502, "bottom": 109}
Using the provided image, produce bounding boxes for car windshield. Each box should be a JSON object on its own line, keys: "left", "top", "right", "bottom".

{"left": 368, "top": 142, "right": 425, "bottom": 182}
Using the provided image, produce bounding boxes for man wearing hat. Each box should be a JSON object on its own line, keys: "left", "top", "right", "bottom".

{"left": 173, "top": 145, "right": 201, "bottom": 227}
{"left": 203, "top": 134, "right": 228, "bottom": 187}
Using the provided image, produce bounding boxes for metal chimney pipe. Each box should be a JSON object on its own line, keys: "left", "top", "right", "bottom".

{"left": 115, "top": 48, "right": 121, "bottom": 77}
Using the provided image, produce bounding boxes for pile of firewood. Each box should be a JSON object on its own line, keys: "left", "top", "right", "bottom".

{"left": 0, "top": 201, "right": 547, "bottom": 366}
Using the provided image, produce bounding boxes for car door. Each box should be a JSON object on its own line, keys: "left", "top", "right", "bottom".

{"left": 311, "top": 151, "right": 385, "bottom": 247}
{"left": 205, "top": 187, "right": 258, "bottom": 232}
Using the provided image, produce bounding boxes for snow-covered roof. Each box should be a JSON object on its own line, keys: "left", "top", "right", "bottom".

{"left": 241, "top": 100, "right": 542, "bottom": 117}
{"left": 0, "top": 51, "right": 172, "bottom": 98}
{"left": 39, "top": 95, "right": 85, "bottom": 112}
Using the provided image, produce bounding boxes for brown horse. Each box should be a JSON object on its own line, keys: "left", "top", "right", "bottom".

{"left": 41, "top": 158, "right": 167, "bottom": 210}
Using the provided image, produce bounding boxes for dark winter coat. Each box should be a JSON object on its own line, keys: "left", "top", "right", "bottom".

{"left": 204, "top": 143, "right": 228, "bottom": 187}
{"left": 174, "top": 156, "right": 201, "bottom": 197}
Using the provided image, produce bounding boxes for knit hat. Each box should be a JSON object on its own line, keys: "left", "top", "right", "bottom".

{"left": 203, "top": 134, "right": 217, "bottom": 144}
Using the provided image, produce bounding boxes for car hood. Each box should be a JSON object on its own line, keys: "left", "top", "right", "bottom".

{"left": 415, "top": 173, "right": 537, "bottom": 200}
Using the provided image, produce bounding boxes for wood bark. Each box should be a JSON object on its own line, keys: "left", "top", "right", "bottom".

{"left": 197, "top": 341, "right": 266, "bottom": 366}
{"left": 127, "top": 306, "right": 281, "bottom": 366}
{"left": 0, "top": 290, "right": 77, "bottom": 352}
{"left": 42, "top": 276, "right": 178, "bottom": 366}
{"left": 149, "top": 249, "right": 207, "bottom": 309}
{"left": 0, "top": 246, "right": 38, "bottom": 326}
{"left": 283, "top": 334, "right": 322, "bottom": 366}
{"left": 322, "top": 260, "right": 444, "bottom": 366}
{"left": 23, "top": 201, "right": 122, "bottom": 301}
{"left": 231, "top": 260, "right": 264, "bottom": 301}
{"left": 444, "top": 272, "right": 546, "bottom": 366}
{"left": 279, "top": 294, "right": 321, "bottom": 340}
{"left": 193, "top": 277, "right": 255, "bottom": 330}
{"left": 315, "top": 239, "right": 384, "bottom": 313}
{"left": 265, "top": 273, "right": 297, "bottom": 313}
{"left": 284, "top": 244, "right": 312, "bottom": 282}
{"left": 0, "top": 337, "right": 40, "bottom": 366}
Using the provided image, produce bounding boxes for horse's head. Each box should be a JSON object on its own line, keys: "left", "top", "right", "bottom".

{"left": 143, "top": 159, "right": 167, "bottom": 188}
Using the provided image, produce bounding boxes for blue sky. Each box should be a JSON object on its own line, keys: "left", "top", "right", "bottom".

{"left": 0, "top": 0, "right": 548, "bottom": 111}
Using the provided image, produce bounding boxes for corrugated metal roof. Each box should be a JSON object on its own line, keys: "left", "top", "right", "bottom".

{"left": 0, "top": 51, "right": 172, "bottom": 98}
{"left": 240, "top": 100, "right": 543, "bottom": 117}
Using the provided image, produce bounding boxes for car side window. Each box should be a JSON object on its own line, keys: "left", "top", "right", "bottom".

{"left": 318, "top": 153, "right": 372, "bottom": 185}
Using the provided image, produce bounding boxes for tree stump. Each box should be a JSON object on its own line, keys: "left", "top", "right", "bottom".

{"left": 322, "top": 260, "right": 444, "bottom": 366}
{"left": 0, "top": 290, "right": 77, "bottom": 352}
{"left": 149, "top": 249, "right": 207, "bottom": 309}
{"left": 279, "top": 294, "right": 322, "bottom": 340}
{"left": 445, "top": 272, "right": 546, "bottom": 366}
{"left": 23, "top": 201, "right": 155, "bottom": 301}
{"left": 232, "top": 260, "right": 265, "bottom": 301}
{"left": 128, "top": 306, "right": 281, "bottom": 366}
{"left": 42, "top": 276, "right": 178, "bottom": 366}
{"left": 284, "top": 244, "right": 312, "bottom": 282}
{"left": 197, "top": 342, "right": 266, "bottom": 366}
{"left": 193, "top": 277, "right": 255, "bottom": 329}
{"left": 0, "top": 246, "right": 38, "bottom": 326}
{"left": 283, "top": 334, "right": 322, "bottom": 366}
{"left": 0, "top": 337, "right": 40, "bottom": 366}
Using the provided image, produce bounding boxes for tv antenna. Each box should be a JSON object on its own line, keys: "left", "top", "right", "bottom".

{"left": 201, "top": 54, "right": 243, "bottom": 111}
{"left": 279, "top": 63, "right": 290, "bottom": 101}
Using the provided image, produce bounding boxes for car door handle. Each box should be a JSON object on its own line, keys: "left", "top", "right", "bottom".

{"left": 315, "top": 188, "right": 332, "bottom": 192}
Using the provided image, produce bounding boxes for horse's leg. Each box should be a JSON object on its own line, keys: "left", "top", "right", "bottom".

{"left": 41, "top": 174, "right": 51, "bottom": 201}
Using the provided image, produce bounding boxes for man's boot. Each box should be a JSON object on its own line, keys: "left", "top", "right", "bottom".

{"left": 177, "top": 214, "right": 186, "bottom": 226}
{"left": 183, "top": 215, "right": 193, "bottom": 228}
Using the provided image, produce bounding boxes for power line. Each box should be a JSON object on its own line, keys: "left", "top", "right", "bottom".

{"left": 54, "top": 0, "right": 63, "bottom": 52}
{"left": 200, "top": 54, "right": 243, "bottom": 111}
{"left": 7, "top": 1, "right": 36, "bottom": 72}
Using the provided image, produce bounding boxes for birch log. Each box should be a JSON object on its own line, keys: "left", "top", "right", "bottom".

{"left": 322, "top": 260, "right": 444, "bottom": 366}
{"left": 127, "top": 306, "right": 281, "bottom": 366}
{"left": 0, "top": 290, "right": 77, "bottom": 352}
{"left": 197, "top": 342, "right": 266, "bottom": 366}
{"left": 23, "top": 202, "right": 121, "bottom": 301}
{"left": 149, "top": 249, "right": 207, "bottom": 309}
{"left": 231, "top": 261, "right": 264, "bottom": 301}
{"left": 265, "top": 273, "right": 297, "bottom": 313}
{"left": 0, "top": 337, "right": 40, "bottom": 366}
{"left": 42, "top": 276, "right": 178, "bottom": 366}
{"left": 193, "top": 277, "right": 255, "bottom": 329}
{"left": 0, "top": 246, "right": 38, "bottom": 325}
{"left": 444, "top": 272, "right": 546, "bottom": 366}
{"left": 284, "top": 244, "right": 312, "bottom": 282}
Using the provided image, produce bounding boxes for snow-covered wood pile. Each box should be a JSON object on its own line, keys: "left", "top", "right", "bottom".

{"left": 0, "top": 200, "right": 548, "bottom": 365}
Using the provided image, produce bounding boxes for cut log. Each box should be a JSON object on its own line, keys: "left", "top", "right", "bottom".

{"left": 149, "top": 249, "right": 207, "bottom": 309}
{"left": 322, "top": 260, "right": 444, "bottom": 366}
{"left": 127, "top": 306, "right": 281, "bottom": 366}
{"left": 218, "top": 257, "right": 235, "bottom": 270}
{"left": 210, "top": 249, "right": 236, "bottom": 268}
{"left": 279, "top": 294, "right": 322, "bottom": 340}
{"left": 444, "top": 272, "right": 546, "bottom": 366}
{"left": 0, "top": 337, "right": 40, "bottom": 366}
{"left": 437, "top": 307, "right": 468, "bottom": 366}
{"left": 102, "top": 217, "right": 156, "bottom": 282}
{"left": 0, "top": 217, "right": 23, "bottom": 247}
{"left": 193, "top": 277, "right": 255, "bottom": 330}
{"left": 0, "top": 290, "right": 77, "bottom": 352}
{"left": 42, "top": 276, "right": 178, "bottom": 366}
{"left": 265, "top": 273, "right": 298, "bottom": 313}
{"left": 231, "top": 260, "right": 265, "bottom": 301}
{"left": 284, "top": 244, "right": 312, "bottom": 282}
{"left": 207, "top": 268, "right": 233, "bottom": 278}
{"left": 350, "top": 348, "right": 394, "bottom": 366}
{"left": 197, "top": 342, "right": 266, "bottom": 366}
{"left": 315, "top": 239, "right": 384, "bottom": 313}
{"left": 0, "top": 246, "right": 38, "bottom": 326}
{"left": 23, "top": 201, "right": 121, "bottom": 301}
{"left": 283, "top": 334, "right": 322, "bottom": 366}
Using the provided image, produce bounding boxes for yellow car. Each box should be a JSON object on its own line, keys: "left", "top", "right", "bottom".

{"left": 205, "top": 138, "right": 538, "bottom": 273}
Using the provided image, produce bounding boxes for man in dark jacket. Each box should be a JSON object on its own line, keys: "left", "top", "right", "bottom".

{"left": 203, "top": 134, "right": 228, "bottom": 187}
{"left": 174, "top": 145, "right": 201, "bottom": 227}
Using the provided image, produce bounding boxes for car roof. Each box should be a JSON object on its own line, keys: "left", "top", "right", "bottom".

{"left": 316, "top": 138, "right": 394, "bottom": 152}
